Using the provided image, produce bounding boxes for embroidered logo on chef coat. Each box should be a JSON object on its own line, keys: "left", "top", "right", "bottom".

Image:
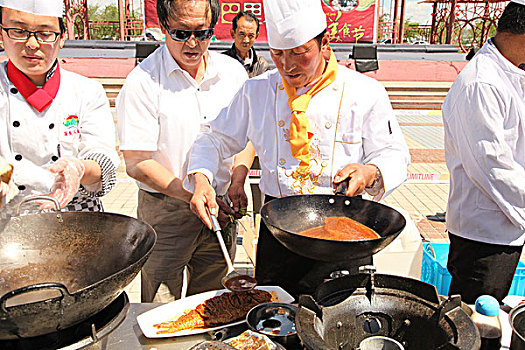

{"left": 63, "top": 115, "right": 80, "bottom": 136}
{"left": 282, "top": 138, "right": 326, "bottom": 194}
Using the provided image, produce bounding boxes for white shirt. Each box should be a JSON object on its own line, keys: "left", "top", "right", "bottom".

{"left": 0, "top": 64, "right": 119, "bottom": 202}
{"left": 116, "top": 46, "right": 248, "bottom": 195}
{"left": 185, "top": 65, "right": 410, "bottom": 199}
{"left": 443, "top": 39, "right": 525, "bottom": 245}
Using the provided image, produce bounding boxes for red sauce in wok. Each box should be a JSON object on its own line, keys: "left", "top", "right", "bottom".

{"left": 297, "top": 217, "right": 380, "bottom": 241}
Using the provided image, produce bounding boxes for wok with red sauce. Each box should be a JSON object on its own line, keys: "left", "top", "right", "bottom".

{"left": 260, "top": 195, "right": 406, "bottom": 262}
{"left": 298, "top": 216, "right": 380, "bottom": 241}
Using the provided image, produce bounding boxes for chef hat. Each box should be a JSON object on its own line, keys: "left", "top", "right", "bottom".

{"left": 510, "top": 0, "right": 525, "bottom": 5}
{"left": 263, "top": 0, "right": 327, "bottom": 50}
{"left": 0, "top": 0, "right": 64, "bottom": 18}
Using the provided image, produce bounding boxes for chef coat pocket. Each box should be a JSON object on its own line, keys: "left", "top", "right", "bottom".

{"left": 335, "top": 134, "right": 363, "bottom": 160}
{"left": 475, "top": 191, "right": 501, "bottom": 211}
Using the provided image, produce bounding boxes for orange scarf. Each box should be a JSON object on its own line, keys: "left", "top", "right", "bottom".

{"left": 282, "top": 48, "right": 338, "bottom": 168}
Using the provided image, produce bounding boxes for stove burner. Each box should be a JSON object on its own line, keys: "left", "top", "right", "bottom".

{"left": 0, "top": 292, "right": 129, "bottom": 350}
{"left": 296, "top": 273, "right": 481, "bottom": 350}
{"left": 359, "top": 336, "right": 404, "bottom": 350}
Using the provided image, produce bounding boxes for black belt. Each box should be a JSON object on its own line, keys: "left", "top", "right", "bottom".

{"left": 142, "top": 190, "right": 166, "bottom": 200}
{"left": 264, "top": 194, "right": 278, "bottom": 203}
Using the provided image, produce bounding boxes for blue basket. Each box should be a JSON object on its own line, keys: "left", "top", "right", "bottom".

{"left": 421, "top": 242, "right": 525, "bottom": 296}
{"left": 421, "top": 243, "right": 452, "bottom": 295}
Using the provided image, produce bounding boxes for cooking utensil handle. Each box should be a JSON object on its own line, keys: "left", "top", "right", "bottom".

{"left": 0, "top": 282, "right": 72, "bottom": 313}
{"left": 335, "top": 178, "right": 350, "bottom": 195}
{"left": 205, "top": 207, "right": 235, "bottom": 272}
{"left": 16, "top": 195, "right": 61, "bottom": 215}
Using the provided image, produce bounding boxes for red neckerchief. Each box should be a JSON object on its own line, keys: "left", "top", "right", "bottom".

{"left": 6, "top": 60, "right": 61, "bottom": 113}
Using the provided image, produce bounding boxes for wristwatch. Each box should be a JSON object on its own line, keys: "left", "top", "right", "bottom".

{"left": 366, "top": 164, "right": 382, "bottom": 190}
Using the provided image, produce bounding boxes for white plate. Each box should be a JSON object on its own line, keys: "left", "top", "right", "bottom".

{"left": 137, "top": 286, "right": 295, "bottom": 338}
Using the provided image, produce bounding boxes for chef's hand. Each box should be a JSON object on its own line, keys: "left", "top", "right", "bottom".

{"left": 216, "top": 196, "right": 236, "bottom": 229}
{"left": 333, "top": 163, "right": 377, "bottom": 197}
{"left": 42, "top": 158, "right": 85, "bottom": 209}
{"left": 190, "top": 173, "right": 218, "bottom": 230}
{"left": 227, "top": 181, "right": 248, "bottom": 220}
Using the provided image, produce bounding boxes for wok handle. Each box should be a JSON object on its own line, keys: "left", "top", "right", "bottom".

{"left": 334, "top": 178, "right": 350, "bottom": 195}
{"left": 16, "top": 195, "right": 61, "bottom": 215}
{"left": 0, "top": 282, "right": 72, "bottom": 313}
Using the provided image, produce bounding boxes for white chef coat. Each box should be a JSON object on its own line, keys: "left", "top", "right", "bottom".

{"left": 0, "top": 63, "right": 120, "bottom": 208}
{"left": 443, "top": 39, "right": 525, "bottom": 245}
{"left": 185, "top": 65, "right": 410, "bottom": 199}
{"left": 116, "top": 46, "right": 248, "bottom": 196}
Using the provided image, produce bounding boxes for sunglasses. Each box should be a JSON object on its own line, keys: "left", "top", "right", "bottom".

{"left": 167, "top": 28, "right": 214, "bottom": 42}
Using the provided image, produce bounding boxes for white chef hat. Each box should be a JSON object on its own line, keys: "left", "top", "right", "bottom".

{"left": 263, "top": 0, "right": 327, "bottom": 50}
{"left": 0, "top": 0, "right": 64, "bottom": 18}
{"left": 510, "top": 0, "right": 525, "bottom": 5}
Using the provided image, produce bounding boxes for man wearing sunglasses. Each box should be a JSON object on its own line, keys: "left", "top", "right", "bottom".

{"left": 117, "top": 0, "right": 250, "bottom": 302}
{"left": 0, "top": 0, "right": 119, "bottom": 214}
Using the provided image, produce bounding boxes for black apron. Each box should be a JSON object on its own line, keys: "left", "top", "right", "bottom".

{"left": 254, "top": 195, "right": 372, "bottom": 299}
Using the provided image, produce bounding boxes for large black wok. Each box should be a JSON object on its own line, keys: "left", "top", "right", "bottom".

{"left": 0, "top": 198, "right": 156, "bottom": 340}
{"left": 260, "top": 194, "right": 406, "bottom": 262}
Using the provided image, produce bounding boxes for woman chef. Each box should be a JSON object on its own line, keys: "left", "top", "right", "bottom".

{"left": 186, "top": 0, "right": 410, "bottom": 296}
{"left": 0, "top": 0, "right": 119, "bottom": 213}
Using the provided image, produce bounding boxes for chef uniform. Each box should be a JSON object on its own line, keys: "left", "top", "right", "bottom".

{"left": 0, "top": 0, "right": 119, "bottom": 213}
{"left": 185, "top": 0, "right": 410, "bottom": 297}
{"left": 443, "top": 1, "right": 525, "bottom": 302}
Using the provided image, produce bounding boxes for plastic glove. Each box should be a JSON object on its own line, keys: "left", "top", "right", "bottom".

{"left": 41, "top": 158, "right": 85, "bottom": 209}
{"left": 0, "top": 158, "right": 18, "bottom": 209}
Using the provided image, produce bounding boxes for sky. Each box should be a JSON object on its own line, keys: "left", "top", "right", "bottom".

{"left": 90, "top": 0, "right": 434, "bottom": 25}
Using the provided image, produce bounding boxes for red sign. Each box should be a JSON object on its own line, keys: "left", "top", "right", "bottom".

{"left": 144, "top": 0, "right": 377, "bottom": 43}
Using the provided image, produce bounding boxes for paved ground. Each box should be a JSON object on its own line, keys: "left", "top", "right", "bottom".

{"left": 104, "top": 109, "right": 450, "bottom": 302}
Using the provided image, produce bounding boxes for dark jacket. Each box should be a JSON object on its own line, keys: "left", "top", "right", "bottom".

{"left": 222, "top": 44, "right": 270, "bottom": 78}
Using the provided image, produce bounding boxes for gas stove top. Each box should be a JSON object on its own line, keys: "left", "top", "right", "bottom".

{"left": 1, "top": 293, "right": 129, "bottom": 350}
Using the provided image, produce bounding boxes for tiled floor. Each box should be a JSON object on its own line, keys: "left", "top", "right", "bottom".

{"left": 104, "top": 109, "right": 450, "bottom": 302}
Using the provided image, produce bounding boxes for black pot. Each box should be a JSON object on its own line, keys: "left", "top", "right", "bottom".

{"left": 510, "top": 304, "right": 525, "bottom": 350}
{"left": 246, "top": 302, "right": 299, "bottom": 347}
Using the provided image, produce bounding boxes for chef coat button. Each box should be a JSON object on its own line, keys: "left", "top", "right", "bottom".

{"left": 279, "top": 158, "right": 286, "bottom": 165}
{"left": 49, "top": 123, "right": 55, "bottom": 129}
{"left": 278, "top": 120, "right": 285, "bottom": 127}
{"left": 12, "top": 121, "right": 20, "bottom": 127}
{"left": 15, "top": 154, "right": 22, "bottom": 161}
{"left": 321, "top": 161, "right": 328, "bottom": 167}
{"left": 333, "top": 86, "right": 339, "bottom": 91}
{"left": 51, "top": 156, "right": 59, "bottom": 162}
{"left": 10, "top": 87, "right": 18, "bottom": 94}
{"left": 18, "top": 185, "right": 26, "bottom": 191}
{"left": 325, "top": 122, "right": 332, "bottom": 129}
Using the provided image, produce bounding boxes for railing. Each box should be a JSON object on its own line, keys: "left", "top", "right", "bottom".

{"left": 88, "top": 19, "right": 144, "bottom": 40}
{"left": 378, "top": 21, "right": 433, "bottom": 43}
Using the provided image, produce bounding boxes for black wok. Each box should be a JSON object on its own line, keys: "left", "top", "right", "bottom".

{"left": 0, "top": 198, "right": 156, "bottom": 340}
{"left": 260, "top": 194, "right": 406, "bottom": 262}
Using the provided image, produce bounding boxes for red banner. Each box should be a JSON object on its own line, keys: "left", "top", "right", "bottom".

{"left": 144, "top": 0, "right": 377, "bottom": 43}
{"left": 144, "top": 0, "right": 159, "bottom": 29}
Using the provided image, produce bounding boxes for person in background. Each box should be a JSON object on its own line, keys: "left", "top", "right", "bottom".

{"left": 116, "top": 0, "right": 250, "bottom": 302}
{"left": 0, "top": 0, "right": 119, "bottom": 213}
{"left": 442, "top": 0, "right": 525, "bottom": 303}
{"left": 222, "top": 11, "right": 269, "bottom": 78}
{"left": 185, "top": 0, "right": 410, "bottom": 297}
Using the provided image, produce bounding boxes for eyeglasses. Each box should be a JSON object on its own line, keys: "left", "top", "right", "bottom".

{"left": 1, "top": 26, "right": 61, "bottom": 43}
{"left": 167, "top": 28, "right": 214, "bottom": 42}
